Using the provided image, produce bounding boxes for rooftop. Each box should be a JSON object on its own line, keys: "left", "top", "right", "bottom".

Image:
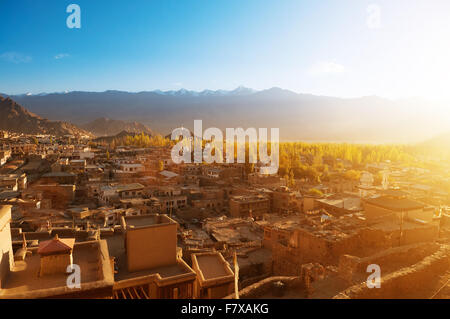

{"left": 104, "top": 231, "right": 195, "bottom": 283}
{"left": 160, "top": 170, "right": 179, "bottom": 178}
{"left": 0, "top": 240, "right": 114, "bottom": 299}
{"left": 114, "top": 183, "right": 145, "bottom": 192}
{"left": 316, "top": 197, "right": 362, "bottom": 212}
{"left": 365, "top": 196, "right": 425, "bottom": 211}
{"left": 382, "top": 189, "right": 409, "bottom": 197}
{"left": 0, "top": 205, "right": 11, "bottom": 228}
{"left": 123, "top": 214, "right": 176, "bottom": 229}
{"left": 260, "top": 213, "right": 366, "bottom": 241}
{"left": 193, "top": 252, "right": 234, "bottom": 282}
{"left": 230, "top": 195, "right": 269, "bottom": 203}
{"left": 42, "top": 172, "right": 76, "bottom": 177}
{"left": 203, "top": 217, "right": 263, "bottom": 244}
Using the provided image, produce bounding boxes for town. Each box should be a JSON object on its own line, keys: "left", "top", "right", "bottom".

{"left": 2, "top": 0, "right": 450, "bottom": 313}
{"left": 0, "top": 128, "right": 448, "bottom": 299}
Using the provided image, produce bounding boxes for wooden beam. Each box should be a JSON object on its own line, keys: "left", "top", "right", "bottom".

{"left": 132, "top": 287, "right": 141, "bottom": 299}
{"left": 126, "top": 288, "right": 135, "bottom": 299}
{"left": 139, "top": 286, "right": 150, "bottom": 299}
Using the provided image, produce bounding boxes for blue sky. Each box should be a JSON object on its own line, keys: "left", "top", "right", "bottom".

{"left": 1, "top": 0, "right": 450, "bottom": 99}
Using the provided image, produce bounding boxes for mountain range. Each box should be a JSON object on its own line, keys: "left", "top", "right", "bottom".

{"left": 0, "top": 96, "right": 92, "bottom": 137}
{"left": 416, "top": 132, "right": 450, "bottom": 158}
{"left": 80, "top": 117, "right": 153, "bottom": 137}
{"left": 2, "top": 87, "right": 449, "bottom": 143}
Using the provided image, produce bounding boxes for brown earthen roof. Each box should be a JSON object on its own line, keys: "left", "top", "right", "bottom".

{"left": 365, "top": 196, "right": 425, "bottom": 211}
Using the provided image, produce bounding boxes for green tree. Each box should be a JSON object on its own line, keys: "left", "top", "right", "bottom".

{"left": 308, "top": 188, "right": 324, "bottom": 197}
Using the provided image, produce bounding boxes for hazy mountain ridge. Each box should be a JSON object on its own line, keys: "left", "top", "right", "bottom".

{"left": 3, "top": 88, "right": 449, "bottom": 143}
{"left": 81, "top": 117, "right": 153, "bottom": 137}
{"left": 0, "top": 96, "right": 93, "bottom": 137}
{"left": 92, "top": 130, "right": 143, "bottom": 144}
{"left": 418, "top": 132, "right": 450, "bottom": 151}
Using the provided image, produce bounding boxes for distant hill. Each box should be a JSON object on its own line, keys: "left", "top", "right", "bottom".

{"left": 4, "top": 88, "right": 449, "bottom": 143}
{"left": 421, "top": 132, "right": 450, "bottom": 147}
{"left": 0, "top": 96, "right": 92, "bottom": 137}
{"left": 417, "top": 132, "right": 450, "bottom": 158}
{"left": 92, "top": 130, "right": 142, "bottom": 144}
{"left": 81, "top": 117, "right": 153, "bottom": 137}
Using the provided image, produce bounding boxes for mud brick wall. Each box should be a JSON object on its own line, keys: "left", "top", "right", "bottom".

{"left": 272, "top": 252, "right": 303, "bottom": 276}
{"left": 338, "top": 242, "right": 440, "bottom": 284}
{"left": 270, "top": 228, "right": 364, "bottom": 275}
{"left": 338, "top": 255, "right": 360, "bottom": 283}
{"left": 269, "top": 222, "right": 439, "bottom": 277}
{"left": 334, "top": 245, "right": 450, "bottom": 299}
{"left": 400, "top": 225, "right": 439, "bottom": 245}
{"left": 357, "top": 228, "right": 392, "bottom": 251}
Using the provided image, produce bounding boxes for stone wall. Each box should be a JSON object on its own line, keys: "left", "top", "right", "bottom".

{"left": 269, "top": 228, "right": 363, "bottom": 275}
{"left": 334, "top": 244, "right": 450, "bottom": 299}
{"left": 268, "top": 223, "right": 439, "bottom": 277}
{"left": 0, "top": 206, "right": 14, "bottom": 289}
{"left": 338, "top": 242, "right": 440, "bottom": 284}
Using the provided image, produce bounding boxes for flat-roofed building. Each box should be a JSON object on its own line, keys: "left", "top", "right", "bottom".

{"left": 10, "top": 143, "right": 36, "bottom": 155}
{"left": 248, "top": 172, "right": 286, "bottom": 187}
{"left": 191, "top": 252, "right": 234, "bottom": 299}
{"left": 99, "top": 183, "right": 145, "bottom": 205}
{"left": 0, "top": 205, "right": 14, "bottom": 289}
{"left": 40, "top": 172, "right": 76, "bottom": 185}
{"left": 363, "top": 191, "right": 433, "bottom": 223}
{"left": 0, "top": 150, "right": 11, "bottom": 166}
{"left": 229, "top": 195, "right": 270, "bottom": 220}
{"left": 109, "top": 214, "right": 196, "bottom": 299}
{"left": 202, "top": 165, "right": 243, "bottom": 180}
{"left": 4, "top": 197, "right": 41, "bottom": 215}
{"left": 316, "top": 196, "right": 362, "bottom": 216}
{"left": 118, "top": 163, "right": 144, "bottom": 173}
{"left": 159, "top": 170, "right": 179, "bottom": 180}
{"left": 0, "top": 173, "right": 27, "bottom": 191}
{"left": 70, "top": 159, "right": 86, "bottom": 171}
{"left": 33, "top": 184, "right": 76, "bottom": 209}
{"left": 123, "top": 215, "right": 178, "bottom": 271}
{"left": 272, "top": 186, "right": 298, "bottom": 213}
{"left": 76, "top": 149, "right": 95, "bottom": 160}
{"left": 153, "top": 187, "right": 187, "bottom": 214}
{"left": 0, "top": 175, "right": 18, "bottom": 192}
{"left": 0, "top": 237, "right": 114, "bottom": 298}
